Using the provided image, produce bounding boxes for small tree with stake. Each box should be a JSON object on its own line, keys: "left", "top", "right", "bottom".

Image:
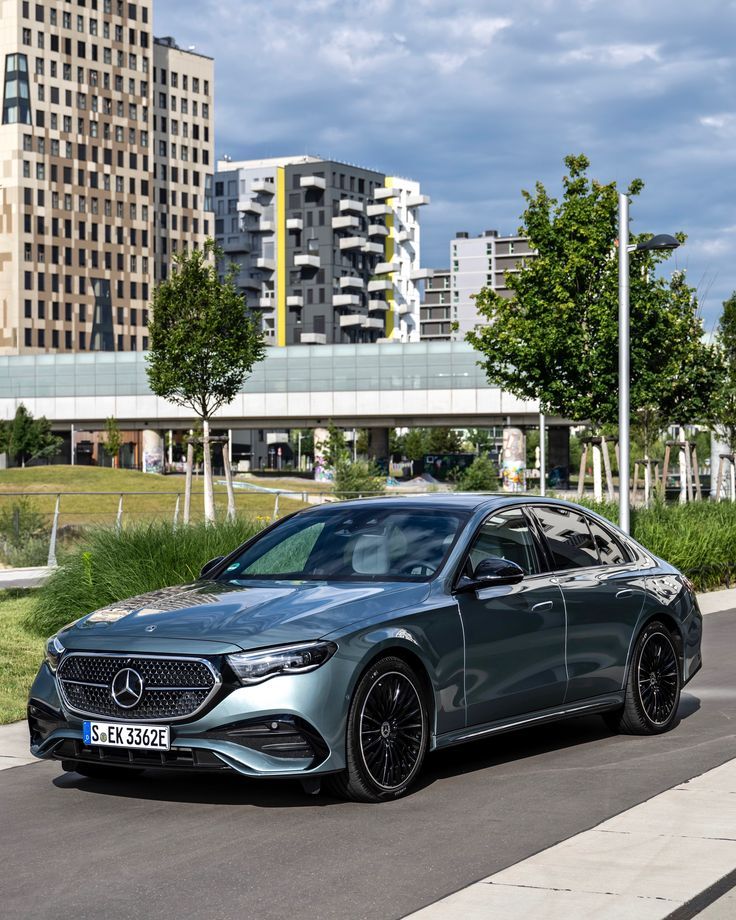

{"left": 103, "top": 416, "right": 123, "bottom": 468}
{"left": 146, "top": 240, "right": 266, "bottom": 522}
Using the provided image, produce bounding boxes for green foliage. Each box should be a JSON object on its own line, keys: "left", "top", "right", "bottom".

{"left": 468, "top": 154, "right": 720, "bottom": 434}
{"left": 333, "top": 460, "right": 386, "bottom": 500}
{"left": 454, "top": 456, "right": 499, "bottom": 492}
{"left": 24, "top": 517, "right": 264, "bottom": 638}
{"left": 0, "top": 590, "right": 44, "bottom": 724}
{"left": 0, "top": 404, "right": 62, "bottom": 466}
{"left": 427, "top": 427, "right": 463, "bottom": 453}
{"left": 464, "top": 428, "right": 495, "bottom": 454}
{"left": 146, "top": 240, "right": 266, "bottom": 421}
{"left": 103, "top": 416, "right": 123, "bottom": 467}
{"left": 712, "top": 291, "right": 736, "bottom": 453}
{"left": 402, "top": 428, "right": 430, "bottom": 461}
{"left": 320, "top": 422, "right": 350, "bottom": 469}
{"left": 0, "top": 495, "right": 45, "bottom": 545}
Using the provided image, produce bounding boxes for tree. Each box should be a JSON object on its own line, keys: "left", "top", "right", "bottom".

{"left": 147, "top": 240, "right": 266, "bottom": 521}
{"left": 428, "top": 427, "right": 463, "bottom": 453}
{"left": 454, "top": 456, "right": 498, "bottom": 492}
{"left": 0, "top": 404, "right": 62, "bottom": 467}
{"left": 467, "top": 155, "right": 720, "bottom": 449}
{"left": 402, "top": 428, "right": 429, "bottom": 462}
{"left": 103, "top": 416, "right": 123, "bottom": 469}
{"left": 320, "top": 422, "right": 350, "bottom": 470}
{"left": 713, "top": 291, "right": 736, "bottom": 454}
{"left": 333, "top": 459, "right": 385, "bottom": 500}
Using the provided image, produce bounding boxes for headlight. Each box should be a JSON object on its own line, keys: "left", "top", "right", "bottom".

{"left": 45, "top": 635, "right": 65, "bottom": 673}
{"left": 227, "top": 641, "right": 337, "bottom": 685}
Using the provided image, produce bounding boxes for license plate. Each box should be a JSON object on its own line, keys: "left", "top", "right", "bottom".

{"left": 83, "top": 721, "right": 170, "bottom": 751}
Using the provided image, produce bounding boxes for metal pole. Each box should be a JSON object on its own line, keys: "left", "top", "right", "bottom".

{"left": 70, "top": 423, "right": 75, "bottom": 466}
{"left": 539, "top": 412, "right": 546, "bottom": 496}
{"left": 116, "top": 493, "right": 124, "bottom": 531}
{"left": 47, "top": 494, "right": 60, "bottom": 568}
{"left": 618, "top": 193, "right": 630, "bottom": 534}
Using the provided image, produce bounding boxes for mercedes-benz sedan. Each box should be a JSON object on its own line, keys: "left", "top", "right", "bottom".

{"left": 28, "top": 496, "right": 702, "bottom": 801}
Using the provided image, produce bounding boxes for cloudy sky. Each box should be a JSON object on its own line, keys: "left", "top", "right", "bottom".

{"left": 157, "top": 0, "right": 735, "bottom": 329}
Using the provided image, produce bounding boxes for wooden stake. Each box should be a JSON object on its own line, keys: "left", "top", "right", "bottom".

{"left": 692, "top": 445, "right": 702, "bottom": 500}
{"left": 184, "top": 441, "right": 194, "bottom": 524}
{"left": 632, "top": 462, "right": 640, "bottom": 504}
{"left": 577, "top": 443, "right": 588, "bottom": 500}
{"left": 601, "top": 436, "right": 615, "bottom": 502}
{"left": 716, "top": 455, "right": 725, "bottom": 502}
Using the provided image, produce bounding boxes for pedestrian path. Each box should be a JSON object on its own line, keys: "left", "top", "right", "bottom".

{"left": 0, "top": 565, "right": 53, "bottom": 588}
{"left": 0, "top": 721, "right": 35, "bottom": 771}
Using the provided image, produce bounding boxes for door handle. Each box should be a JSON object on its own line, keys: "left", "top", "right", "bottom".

{"left": 616, "top": 589, "right": 633, "bottom": 599}
{"left": 531, "top": 600, "right": 553, "bottom": 612}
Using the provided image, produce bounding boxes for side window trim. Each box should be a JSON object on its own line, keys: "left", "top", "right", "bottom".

{"left": 458, "top": 504, "right": 544, "bottom": 581}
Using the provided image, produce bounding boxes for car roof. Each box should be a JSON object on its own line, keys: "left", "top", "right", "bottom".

{"left": 293, "top": 494, "right": 590, "bottom": 515}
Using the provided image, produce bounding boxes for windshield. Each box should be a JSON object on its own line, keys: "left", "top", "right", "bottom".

{"left": 217, "top": 505, "right": 469, "bottom": 582}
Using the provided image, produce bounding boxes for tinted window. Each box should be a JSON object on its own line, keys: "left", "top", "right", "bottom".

{"left": 218, "top": 507, "right": 468, "bottom": 582}
{"left": 587, "top": 518, "right": 628, "bottom": 565}
{"left": 533, "top": 506, "right": 599, "bottom": 569}
{"left": 467, "top": 508, "right": 540, "bottom": 576}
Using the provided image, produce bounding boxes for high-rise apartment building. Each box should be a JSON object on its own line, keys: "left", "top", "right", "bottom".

{"left": 419, "top": 230, "right": 536, "bottom": 340}
{"left": 0, "top": 1, "right": 213, "bottom": 354}
{"left": 213, "top": 156, "right": 431, "bottom": 345}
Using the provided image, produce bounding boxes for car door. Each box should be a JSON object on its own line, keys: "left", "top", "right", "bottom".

{"left": 530, "top": 505, "right": 646, "bottom": 702}
{"left": 455, "top": 506, "right": 567, "bottom": 728}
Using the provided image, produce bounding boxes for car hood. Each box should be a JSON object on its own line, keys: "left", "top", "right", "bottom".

{"left": 59, "top": 579, "right": 429, "bottom": 651}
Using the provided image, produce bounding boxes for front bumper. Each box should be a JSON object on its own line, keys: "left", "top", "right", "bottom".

{"left": 28, "top": 654, "right": 352, "bottom": 778}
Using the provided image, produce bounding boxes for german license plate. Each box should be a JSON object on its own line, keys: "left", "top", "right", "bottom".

{"left": 83, "top": 721, "right": 170, "bottom": 751}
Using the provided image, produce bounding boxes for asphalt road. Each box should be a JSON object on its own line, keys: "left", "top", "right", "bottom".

{"left": 2, "top": 609, "right": 735, "bottom": 920}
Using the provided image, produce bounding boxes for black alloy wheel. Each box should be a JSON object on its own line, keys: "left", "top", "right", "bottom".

{"left": 327, "top": 656, "right": 429, "bottom": 802}
{"left": 604, "top": 619, "right": 681, "bottom": 735}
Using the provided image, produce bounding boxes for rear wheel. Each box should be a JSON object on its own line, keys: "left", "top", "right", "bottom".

{"left": 327, "top": 656, "right": 429, "bottom": 802}
{"left": 61, "top": 760, "right": 144, "bottom": 780}
{"left": 604, "top": 620, "right": 681, "bottom": 735}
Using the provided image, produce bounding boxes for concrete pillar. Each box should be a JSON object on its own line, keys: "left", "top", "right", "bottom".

{"left": 313, "top": 426, "right": 330, "bottom": 482}
{"left": 366, "top": 427, "right": 390, "bottom": 461}
{"left": 711, "top": 431, "right": 731, "bottom": 500}
{"left": 142, "top": 429, "right": 164, "bottom": 474}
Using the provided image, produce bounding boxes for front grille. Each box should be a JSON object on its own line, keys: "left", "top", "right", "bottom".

{"left": 57, "top": 653, "right": 220, "bottom": 722}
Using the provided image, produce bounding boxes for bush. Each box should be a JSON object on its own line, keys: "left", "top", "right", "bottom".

{"left": 333, "top": 460, "right": 385, "bottom": 500}
{"left": 0, "top": 496, "right": 48, "bottom": 566}
{"left": 4, "top": 536, "right": 50, "bottom": 568}
{"left": 454, "top": 456, "right": 499, "bottom": 492}
{"left": 24, "top": 517, "right": 263, "bottom": 638}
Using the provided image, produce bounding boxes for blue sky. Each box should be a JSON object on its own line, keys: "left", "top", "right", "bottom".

{"left": 156, "top": 0, "right": 736, "bottom": 330}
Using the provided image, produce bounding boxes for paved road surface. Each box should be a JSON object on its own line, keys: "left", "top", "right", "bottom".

{"left": 1, "top": 609, "right": 734, "bottom": 920}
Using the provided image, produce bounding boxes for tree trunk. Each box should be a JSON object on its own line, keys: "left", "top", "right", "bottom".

{"left": 184, "top": 440, "right": 194, "bottom": 525}
{"left": 222, "top": 444, "right": 236, "bottom": 521}
{"left": 202, "top": 418, "right": 215, "bottom": 523}
{"left": 592, "top": 443, "right": 603, "bottom": 502}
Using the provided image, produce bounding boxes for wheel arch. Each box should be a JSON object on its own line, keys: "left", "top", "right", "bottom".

{"left": 624, "top": 610, "right": 685, "bottom": 688}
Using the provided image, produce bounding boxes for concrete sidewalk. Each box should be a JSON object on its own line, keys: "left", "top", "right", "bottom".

{"left": 0, "top": 720, "right": 34, "bottom": 771}
{"left": 0, "top": 565, "right": 53, "bottom": 588}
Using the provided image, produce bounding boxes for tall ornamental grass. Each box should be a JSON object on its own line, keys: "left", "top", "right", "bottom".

{"left": 25, "top": 517, "right": 262, "bottom": 638}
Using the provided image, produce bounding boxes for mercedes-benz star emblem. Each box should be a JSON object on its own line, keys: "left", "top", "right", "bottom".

{"left": 111, "top": 668, "right": 144, "bottom": 709}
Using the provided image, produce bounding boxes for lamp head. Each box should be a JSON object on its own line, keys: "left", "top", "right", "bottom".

{"left": 635, "top": 234, "right": 680, "bottom": 252}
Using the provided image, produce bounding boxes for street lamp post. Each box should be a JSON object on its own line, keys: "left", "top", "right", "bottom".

{"left": 617, "top": 192, "right": 679, "bottom": 534}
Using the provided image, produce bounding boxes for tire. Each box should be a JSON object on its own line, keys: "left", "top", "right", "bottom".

{"left": 604, "top": 620, "right": 681, "bottom": 735}
{"left": 326, "top": 656, "right": 429, "bottom": 802}
{"left": 61, "top": 760, "right": 144, "bottom": 780}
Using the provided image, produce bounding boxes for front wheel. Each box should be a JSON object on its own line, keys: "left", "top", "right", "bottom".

{"left": 327, "top": 656, "right": 429, "bottom": 802}
{"left": 604, "top": 620, "right": 681, "bottom": 735}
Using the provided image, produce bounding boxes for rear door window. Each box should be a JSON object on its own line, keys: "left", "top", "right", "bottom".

{"left": 586, "top": 518, "right": 629, "bottom": 565}
{"left": 532, "top": 506, "right": 599, "bottom": 570}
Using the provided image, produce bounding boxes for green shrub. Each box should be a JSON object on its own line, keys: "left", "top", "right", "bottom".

{"left": 4, "top": 536, "right": 50, "bottom": 568}
{"left": 24, "top": 517, "right": 263, "bottom": 638}
{"left": 333, "top": 460, "right": 385, "bottom": 500}
{"left": 454, "top": 456, "right": 499, "bottom": 492}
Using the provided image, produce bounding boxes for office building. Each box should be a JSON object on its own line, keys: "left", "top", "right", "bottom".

{"left": 420, "top": 230, "right": 536, "bottom": 340}
{"left": 0, "top": 0, "right": 213, "bottom": 354}
{"left": 213, "top": 155, "right": 431, "bottom": 345}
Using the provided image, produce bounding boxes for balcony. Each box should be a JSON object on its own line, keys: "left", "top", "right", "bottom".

{"left": 339, "top": 276, "right": 365, "bottom": 289}
{"left": 366, "top": 203, "right": 390, "bottom": 218}
{"left": 339, "top": 199, "right": 364, "bottom": 214}
{"left": 397, "top": 303, "right": 411, "bottom": 315}
{"left": 286, "top": 295, "right": 304, "bottom": 307}
{"left": 256, "top": 257, "right": 276, "bottom": 271}
{"left": 295, "top": 253, "right": 320, "bottom": 269}
{"left": 240, "top": 277, "right": 262, "bottom": 290}
{"left": 368, "top": 299, "right": 388, "bottom": 311}
{"left": 339, "top": 236, "right": 366, "bottom": 251}
{"left": 396, "top": 228, "right": 414, "bottom": 243}
{"left": 373, "top": 187, "right": 397, "bottom": 201}
{"left": 238, "top": 198, "right": 263, "bottom": 215}
{"left": 251, "top": 179, "right": 274, "bottom": 195}
{"left": 332, "top": 214, "right": 360, "bottom": 230}
{"left": 333, "top": 294, "right": 361, "bottom": 307}
{"left": 300, "top": 332, "right": 327, "bottom": 344}
{"left": 407, "top": 193, "right": 430, "bottom": 207}
{"left": 257, "top": 220, "right": 276, "bottom": 233}
{"left": 368, "top": 278, "right": 393, "bottom": 293}
{"left": 300, "top": 175, "right": 326, "bottom": 191}
{"left": 339, "top": 314, "right": 367, "bottom": 328}
{"left": 362, "top": 241, "right": 384, "bottom": 255}
{"left": 410, "top": 267, "right": 434, "bottom": 281}
{"left": 364, "top": 317, "right": 385, "bottom": 330}
{"left": 286, "top": 217, "right": 303, "bottom": 231}
{"left": 258, "top": 296, "right": 275, "bottom": 308}
{"left": 375, "top": 260, "right": 399, "bottom": 274}
{"left": 368, "top": 224, "right": 388, "bottom": 237}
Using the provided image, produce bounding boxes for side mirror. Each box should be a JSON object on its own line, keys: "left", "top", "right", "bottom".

{"left": 456, "top": 556, "right": 524, "bottom": 593}
{"left": 199, "top": 556, "right": 225, "bottom": 579}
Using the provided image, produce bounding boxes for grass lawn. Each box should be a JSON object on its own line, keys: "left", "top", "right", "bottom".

{"left": 0, "top": 465, "right": 307, "bottom": 528}
{"left": 0, "top": 590, "right": 43, "bottom": 724}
